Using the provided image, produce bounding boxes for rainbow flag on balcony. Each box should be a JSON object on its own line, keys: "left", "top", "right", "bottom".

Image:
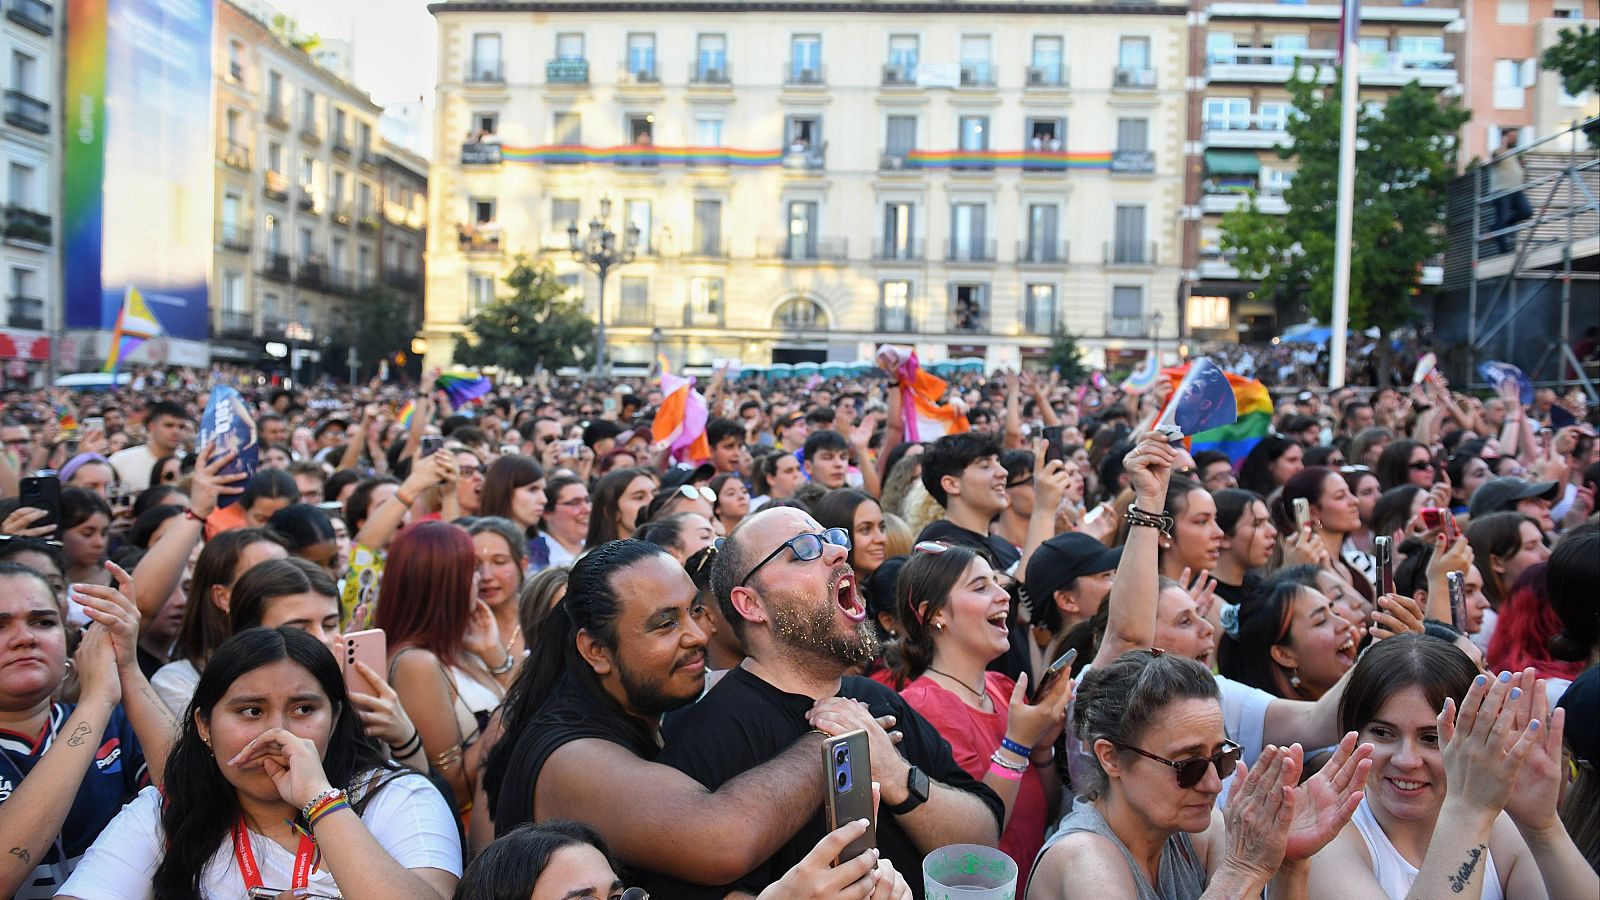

{"left": 101, "top": 286, "right": 163, "bottom": 374}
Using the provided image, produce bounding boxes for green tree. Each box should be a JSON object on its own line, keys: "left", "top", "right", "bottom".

{"left": 455, "top": 255, "right": 594, "bottom": 375}
{"left": 1541, "top": 24, "right": 1600, "bottom": 146}
{"left": 345, "top": 285, "right": 420, "bottom": 380}
{"left": 1046, "top": 326, "right": 1090, "bottom": 384}
{"left": 1219, "top": 68, "right": 1469, "bottom": 362}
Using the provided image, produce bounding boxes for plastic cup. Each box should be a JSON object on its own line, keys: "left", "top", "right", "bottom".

{"left": 922, "top": 844, "right": 1017, "bottom": 900}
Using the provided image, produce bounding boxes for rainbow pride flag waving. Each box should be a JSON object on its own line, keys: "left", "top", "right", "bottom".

{"left": 435, "top": 370, "right": 492, "bottom": 408}
{"left": 1160, "top": 364, "right": 1274, "bottom": 468}
{"left": 102, "top": 286, "right": 163, "bottom": 374}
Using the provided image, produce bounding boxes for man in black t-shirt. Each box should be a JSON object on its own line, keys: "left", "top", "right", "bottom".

{"left": 915, "top": 432, "right": 1019, "bottom": 573}
{"left": 649, "top": 507, "right": 1003, "bottom": 899}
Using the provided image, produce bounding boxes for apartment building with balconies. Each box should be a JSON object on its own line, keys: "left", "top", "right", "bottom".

{"left": 426, "top": 0, "right": 1190, "bottom": 373}
{"left": 211, "top": 0, "right": 386, "bottom": 375}
{"left": 1181, "top": 0, "right": 1463, "bottom": 343}
{"left": 1, "top": 0, "right": 56, "bottom": 380}
{"left": 1458, "top": 0, "right": 1597, "bottom": 162}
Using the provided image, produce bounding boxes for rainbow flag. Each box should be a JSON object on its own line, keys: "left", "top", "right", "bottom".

{"left": 102, "top": 286, "right": 162, "bottom": 374}
{"left": 436, "top": 370, "right": 492, "bottom": 408}
{"left": 396, "top": 400, "right": 416, "bottom": 429}
{"left": 652, "top": 371, "right": 711, "bottom": 463}
{"left": 1161, "top": 365, "right": 1273, "bottom": 468}
{"left": 877, "top": 345, "right": 970, "bottom": 442}
{"left": 1121, "top": 354, "right": 1162, "bottom": 395}
{"left": 905, "top": 150, "right": 1113, "bottom": 170}
{"left": 501, "top": 143, "right": 785, "bottom": 167}
{"left": 55, "top": 403, "right": 78, "bottom": 434}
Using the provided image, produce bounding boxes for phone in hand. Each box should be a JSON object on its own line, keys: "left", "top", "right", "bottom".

{"left": 1374, "top": 535, "right": 1394, "bottom": 597}
{"left": 1292, "top": 498, "right": 1311, "bottom": 532}
{"left": 1041, "top": 425, "right": 1066, "bottom": 464}
{"left": 419, "top": 435, "right": 444, "bottom": 458}
{"left": 1446, "top": 571, "right": 1468, "bottom": 633}
{"left": 1418, "top": 507, "right": 1459, "bottom": 543}
{"left": 1036, "top": 647, "right": 1078, "bottom": 697}
{"left": 821, "top": 730, "right": 876, "bottom": 866}
{"left": 82, "top": 416, "right": 104, "bottom": 433}
{"left": 338, "top": 628, "right": 387, "bottom": 694}
{"left": 19, "top": 475, "right": 61, "bottom": 537}
{"left": 559, "top": 439, "right": 584, "bottom": 459}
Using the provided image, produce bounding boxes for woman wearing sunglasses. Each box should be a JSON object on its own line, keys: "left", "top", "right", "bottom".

{"left": 1029, "top": 648, "right": 1372, "bottom": 900}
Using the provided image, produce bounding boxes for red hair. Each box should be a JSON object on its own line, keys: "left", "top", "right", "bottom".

{"left": 1486, "top": 563, "right": 1586, "bottom": 681}
{"left": 374, "top": 520, "right": 476, "bottom": 668}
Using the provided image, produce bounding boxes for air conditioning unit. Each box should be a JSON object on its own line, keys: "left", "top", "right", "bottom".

{"left": 884, "top": 67, "right": 903, "bottom": 84}
{"left": 803, "top": 69, "right": 818, "bottom": 81}
{"left": 883, "top": 154, "right": 904, "bottom": 169}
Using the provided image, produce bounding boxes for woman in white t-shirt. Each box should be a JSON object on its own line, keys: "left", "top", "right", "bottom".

{"left": 59, "top": 626, "right": 461, "bottom": 900}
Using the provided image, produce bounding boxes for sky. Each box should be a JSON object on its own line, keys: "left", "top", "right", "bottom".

{"left": 267, "top": 0, "right": 437, "bottom": 108}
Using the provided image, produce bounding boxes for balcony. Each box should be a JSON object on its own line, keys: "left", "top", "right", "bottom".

{"left": 358, "top": 148, "right": 379, "bottom": 171}
{"left": 1198, "top": 248, "right": 1242, "bottom": 280}
{"left": 786, "top": 63, "right": 825, "bottom": 86}
{"left": 959, "top": 62, "right": 995, "bottom": 87}
{"left": 1106, "top": 313, "right": 1148, "bottom": 337}
{"left": 326, "top": 268, "right": 355, "bottom": 295}
{"left": 220, "top": 139, "right": 251, "bottom": 171}
{"left": 358, "top": 213, "right": 379, "bottom": 233}
{"left": 2, "top": 205, "right": 50, "bottom": 245}
{"left": 621, "top": 63, "right": 659, "bottom": 85}
{"left": 953, "top": 154, "right": 995, "bottom": 172}
{"left": 1111, "top": 149, "right": 1156, "bottom": 174}
{"left": 880, "top": 151, "right": 916, "bottom": 171}
{"left": 265, "top": 100, "right": 289, "bottom": 129}
{"left": 782, "top": 142, "right": 826, "bottom": 171}
{"left": 332, "top": 202, "right": 354, "bottom": 226}
{"left": 7, "top": 296, "right": 43, "bottom": 331}
{"left": 947, "top": 240, "right": 997, "bottom": 263}
{"left": 1025, "top": 64, "right": 1068, "bottom": 88}
{"left": 1112, "top": 66, "right": 1157, "bottom": 90}
{"left": 460, "top": 141, "right": 502, "bottom": 166}
{"left": 682, "top": 239, "right": 729, "bottom": 259}
{"left": 261, "top": 253, "right": 291, "bottom": 281}
{"left": 296, "top": 259, "right": 328, "bottom": 290}
{"left": 218, "top": 224, "right": 252, "bottom": 252}
{"left": 882, "top": 64, "right": 917, "bottom": 86}
{"left": 297, "top": 187, "right": 322, "bottom": 215}
{"left": 682, "top": 305, "right": 724, "bottom": 328}
{"left": 4, "top": 90, "right": 48, "bottom": 134}
{"left": 7, "top": 0, "right": 52, "bottom": 36}
{"left": 950, "top": 304, "right": 989, "bottom": 334}
{"left": 756, "top": 236, "right": 848, "bottom": 262}
{"left": 218, "top": 309, "right": 255, "bottom": 339}
{"left": 466, "top": 61, "right": 504, "bottom": 84}
{"left": 1362, "top": 50, "right": 1457, "bottom": 88}
{"left": 1017, "top": 239, "right": 1068, "bottom": 265}
{"left": 546, "top": 58, "right": 589, "bottom": 84}
{"left": 1200, "top": 188, "right": 1288, "bottom": 215}
{"left": 1203, "top": 116, "right": 1290, "bottom": 149}
{"left": 690, "top": 61, "right": 730, "bottom": 84}
{"left": 300, "top": 120, "right": 322, "bottom": 145}
{"left": 874, "top": 239, "right": 925, "bottom": 261}
{"left": 1207, "top": 48, "right": 1334, "bottom": 82}
{"left": 459, "top": 224, "right": 502, "bottom": 255}
{"left": 1106, "top": 241, "right": 1157, "bottom": 266}
{"left": 384, "top": 267, "right": 422, "bottom": 293}
{"left": 384, "top": 201, "right": 424, "bottom": 232}
{"left": 332, "top": 133, "right": 353, "bottom": 157}
{"left": 263, "top": 171, "right": 289, "bottom": 202}
{"left": 877, "top": 309, "right": 915, "bottom": 332}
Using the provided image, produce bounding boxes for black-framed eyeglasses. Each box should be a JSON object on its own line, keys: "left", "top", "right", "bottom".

{"left": 1006, "top": 477, "right": 1033, "bottom": 489}
{"left": 739, "top": 527, "right": 850, "bottom": 587}
{"left": 1118, "top": 739, "right": 1242, "bottom": 789}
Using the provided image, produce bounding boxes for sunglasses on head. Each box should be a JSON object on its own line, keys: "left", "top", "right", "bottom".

{"left": 674, "top": 484, "right": 717, "bottom": 503}
{"left": 739, "top": 527, "right": 851, "bottom": 586}
{"left": 1118, "top": 739, "right": 1243, "bottom": 789}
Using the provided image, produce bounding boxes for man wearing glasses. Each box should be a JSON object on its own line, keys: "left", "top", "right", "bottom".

{"left": 645, "top": 506, "right": 1002, "bottom": 899}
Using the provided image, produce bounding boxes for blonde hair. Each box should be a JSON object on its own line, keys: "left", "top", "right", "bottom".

{"left": 883, "top": 512, "right": 914, "bottom": 559}
{"left": 900, "top": 481, "right": 946, "bottom": 537}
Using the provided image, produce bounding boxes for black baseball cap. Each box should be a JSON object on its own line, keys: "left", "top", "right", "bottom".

{"left": 1025, "top": 532, "right": 1122, "bottom": 611}
{"left": 1467, "top": 477, "right": 1560, "bottom": 519}
{"left": 1558, "top": 665, "right": 1597, "bottom": 766}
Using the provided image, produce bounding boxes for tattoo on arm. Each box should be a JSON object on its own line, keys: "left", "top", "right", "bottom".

{"left": 1447, "top": 844, "right": 1487, "bottom": 894}
{"left": 65, "top": 722, "right": 93, "bottom": 747}
{"left": 8, "top": 846, "right": 30, "bottom": 865}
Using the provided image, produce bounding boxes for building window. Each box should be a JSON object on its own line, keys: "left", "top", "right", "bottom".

{"left": 881, "top": 202, "right": 915, "bottom": 259}
{"left": 557, "top": 273, "right": 583, "bottom": 303}
{"left": 887, "top": 35, "right": 918, "bottom": 82}
{"left": 1113, "top": 205, "right": 1147, "bottom": 263}
{"left": 959, "top": 35, "right": 992, "bottom": 85}
{"left": 627, "top": 114, "right": 654, "bottom": 145}
{"left": 1188, "top": 294, "right": 1231, "bottom": 330}
{"left": 471, "top": 34, "right": 503, "bottom": 80}
{"left": 300, "top": 88, "right": 318, "bottom": 131}
{"left": 775, "top": 297, "right": 827, "bottom": 330}
{"left": 626, "top": 199, "right": 652, "bottom": 253}
{"left": 1024, "top": 284, "right": 1057, "bottom": 334}
{"left": 556, "top": 32, "right": 584, "bottom": 61}
{"left": 790, "top": 34, "right": 822, "bottom": 83}
{"left": 687, "top": 277, "right": 723, "bottom": 326}
{"left": 885, "top": 116, "right": 916, "bottom": 160}
{"left": 268, "top": 141, "right": 284, "bottom": 174}
{"left": 786, "top": 201, "right": 818, "bottom": 259}
{"left": 552, "top": 197, "right": 580, "bottom": 231}
{"left": 227, "top": 39, "right": 246, "bottom": 81}
{"left": 1111, "top": 285, "right": 1145, "bottom": 335}
{"left": 223, "top": 271, "right": 245, "bottom": 313}
{"left": 694, "top": 116, "right": 723, "bottom": 147}
{"left": 879, "top": 281, "right": 912, "bottom": 331}
{"left": 1270, "top": 33, "right": 1307, "bottom": 66}
{"left": 1030, "top": 36, "right": 1064, "bottom": 85}
{"left": 1117, "top": 36, "right": 1153, "bottom": 86}
{"left": 6, "top": 162, "right": 33, "bottom": 210}
{"left": 264, "top": 214, "right": 280, "bottom": 255}
{"left": 626, "top": 33, "right": 657, "bottom": 79}
{"left": 696, "top": 34, "right": 727, "bottom": 80}
{"left": 469, "top": 274, "right": 495, "bottom": 313}
{"left": 950, "top": 283, "right": 988, "bottom": 332}
{"left": 267, "top": 71, "right": 283, "bottom": 109}
{"left": 786, "top": 115, "right": 821, "bottom": 151}
{"left": 10, "top": 51, "right": 35, "bottom": 96}
{"left": 950, "top": 203, "right": 988, "bottom": 260}
{"left": 1026, "top": 117, "right": 1064, "bottom": 151}
{"left": 1206, "top": 32, "right": 1236, "bottom": 65}
{"left": 472, "top": 198, "right": 496, "bottom": 225}
{"left": 959, "top": 116, "right": 988, "bottom": 151}
{"left": 1493, "top": 59, "right": 1534, "bottom": 109}
{"left": 358, "top": 182, "right": 373, "bottom": 217}
{"left": 298, "top": 226, "right": 314, "bottom": 262}
{"left": 693, "top": 200, "right": 722, "bottom": 256}
{"left": 1204, "top": 98, "right": 1251, "bottom": 130}
{"left": 1116, "top": 118, "right": 1149, "bottom": 151}
{"left": 1497, "top": 0, "right": 1528, "bottom": 24}
{"left": 1025, "top": 204, "right": 1060, "bottom": 262}
{"left": 618, "top": 276, "right": 650, "bottom": 325}
{"left": 1258, "top": 102, "right": 1291, "bottom": 131}
{"left": 553, "top": 112, "right": 581, "bottom": 145}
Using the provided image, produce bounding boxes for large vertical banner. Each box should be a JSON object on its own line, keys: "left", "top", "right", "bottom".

{"left": 64, "top": 0, "right": 213, "bottom": 350}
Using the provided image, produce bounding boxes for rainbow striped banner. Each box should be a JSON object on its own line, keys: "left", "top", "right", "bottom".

{"left": 1162, "top": 366, "right": 1274, "bottom": 468}
{"left": 486, "top": 144, "right": 1118, "bottom": 171}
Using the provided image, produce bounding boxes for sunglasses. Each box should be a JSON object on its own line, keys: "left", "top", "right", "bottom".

{"left": 1006, "top": 477, "right": 1033, "bottom": 490}
{"left": 673, "top": 484, "right": 717, "bottom": 503}
{"left": 739, "top": 527, "right": 851, "bottom": 587}
{"left": 1409, "top": 461, "right": 1435, "bottom": 472}
{"left": 1118, "top": 739, "right": 1243, "bottom": 789}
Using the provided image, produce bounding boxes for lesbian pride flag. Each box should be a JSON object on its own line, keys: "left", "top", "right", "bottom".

{"left": 876, "top": 345, "right": 970, "bottom": 442}
{"left": 652, "top": 371, "right": 711, "bottom": 463}
{"left": 1159, "top": 363, "right": 1273, "bottom": 467}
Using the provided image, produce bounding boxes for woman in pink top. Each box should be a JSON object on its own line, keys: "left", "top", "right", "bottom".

{"left": 891, "top": 541, "right": 1073, "bottom": 894}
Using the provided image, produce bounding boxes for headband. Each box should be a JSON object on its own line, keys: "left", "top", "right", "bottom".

{"left": 59, "top": 453, "right": 111, "bottom": 486}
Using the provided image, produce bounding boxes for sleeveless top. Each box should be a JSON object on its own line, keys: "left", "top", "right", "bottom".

{"left": 1034, "top": 798, "right": 1208, "bottom": 900}
{"left": 1350, "top": 798, "right": 1503, "bottom": 900}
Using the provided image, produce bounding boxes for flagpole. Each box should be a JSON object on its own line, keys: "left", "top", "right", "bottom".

{"left": 1329, "top": 0, "right": 1360, "bottom": 390}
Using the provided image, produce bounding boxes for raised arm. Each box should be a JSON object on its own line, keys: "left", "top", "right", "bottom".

{"left": 848, "top": 412, "right": 883, "bottom": 499}
{"left": 1095, "top": 432, "right": 1179, "bottom": 667}
{"left": 74, "top": 567, "right": 177, "bottom": 788}
{"left": 130, "top": 442, "right": 243, "bottom": 620}
{"left": 354, "top": 453, "right": 453, "bottom": 551}
{"left": 875, "top": 383, "right": 905, "bottom": 480}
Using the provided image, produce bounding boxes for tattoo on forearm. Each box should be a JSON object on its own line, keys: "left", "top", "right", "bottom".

{"left": 65, "top": 722, "right": 92, "bottom": 747}
{"left": 1448, "top": 844, "right": 1487, "bottom": 893}
{"left": 9, "top": 846, "right": 30, "bottom": 864}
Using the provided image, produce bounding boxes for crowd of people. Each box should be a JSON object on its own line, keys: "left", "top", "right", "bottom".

{"left": 0, "top": 356, "right": 1595, "bottom": 900}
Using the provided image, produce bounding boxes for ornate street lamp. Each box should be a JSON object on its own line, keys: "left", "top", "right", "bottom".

{"left": 567, "top": 197, "right": 640, "bottom": 377}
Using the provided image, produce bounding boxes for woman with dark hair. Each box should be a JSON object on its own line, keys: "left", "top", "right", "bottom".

{"left": 1272, "top": 466, "right": 1376, "bottom": 605}
{"left": 814, "top": 489, "right": 890, "bottom": 581}
{"left": 709, "top": 473, "right": 751, "bottom": 534}
{"left": 1030, "top": 649, "right": 1371, "bottom": 900}
{"left": 1486, "top": 563, "right": 1585, "bottom": 689}
{"left": 1350, "top": 426, "right": 1395, "bottom": 471}
{"left": 1156, "top": 476, "right": 1225, "bottom": 581}
{"left": 58, "top": 627, "right": 461, "bottom": 899}
{"left": 127, "top": 503, "right": 185, "bottom": 550}
{"left": 382, "top": 521, "right": 511, "bottom": 816}
{"left": 1370, "top": 485, "right": 1427, "bottom": 548}
{"left": 267, "top": 502, "right": 340, "bottom": 571}
{"left": 146, "top": 454, "right": 181, "bottom": 490}
{"left": 468, "top": 517, "right": 528, "bottom": 658}
{"left": 1465, "top": 512, "right": 1550, "bottom": 651}
{"left": 1343, "top": 467, "right": 1382, "bottom": 554}
{"left": 1546, "top": 524, "right": 1598, "bottom": 667}
{"left": 892, "top": 542, "right": 1069, "bottom": 893}
{"left": 538, "top": 475, "right": 589, "bottom": 570}
{"left": 152, "top": 528, "right": 289, "bottom": 715}
{"left": 1237, "top": 434, "right": 1304, "bottom": 497}
{"left": 1447, "top": 452, "right": 1492, "bottom": 514}
{"left": 585, "top": 467, "right": 657, "bottom": 547}
{"left": 479, "top": 454, "right": 547, "bottom": 553}
{"left": 635, "top": 512, "right": 718, "bottom": 565}
{"left": 1211, "top": 488, "right": 1276, "bottom": 607}
{"left": 1375, "top": 439, "right": 1435, "bottom": 492}
{"left": 1218, "top": 578, "right": 1359, "bottom": 701}
{"left": 128, "top": 483, "right": 187, "bottom": 522}
{"left": 1308, "top": 634, "right": 1593, "bottom": 899}
{"left": 454, "top": 821, "right": 627, "bottom": 900}
{"left": 204, "top": 467, "right": 298, "bottom": 536}
{"left": 60, "top": 487, "right": 112, "bottom": 588}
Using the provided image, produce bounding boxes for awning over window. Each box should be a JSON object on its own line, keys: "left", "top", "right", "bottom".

{"left": 1204, "top": 149, "right": 1261, "bottom": 176}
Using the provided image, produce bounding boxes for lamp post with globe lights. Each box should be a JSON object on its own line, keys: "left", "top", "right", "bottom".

{"left": 567, "top": 197, "right": 639, "bottom": 378}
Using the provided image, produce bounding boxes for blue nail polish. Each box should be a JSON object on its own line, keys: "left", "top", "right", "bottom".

{"left": 1475, "top": 674, "right": 1488, "bottom": 686}
{"left": 1499, "top": 671, "right": 1512, "bottom": 683}
{"left": 1530, "top": 720, "right": 1541, "bottom": 730}
{"left": 1510, "top": 688, "right": 1522, "bottom": 700}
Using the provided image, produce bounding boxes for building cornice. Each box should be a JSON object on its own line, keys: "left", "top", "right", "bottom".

{"left": 431, "top": 0, "right": 1185, "bottom": 16}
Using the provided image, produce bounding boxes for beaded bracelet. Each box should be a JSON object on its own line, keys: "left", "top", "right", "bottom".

{"left": 1125, "top": 506, "right": 1174, "bottom": 536}
{"left": 999, "top": 737, "right": 1030, "bottom": 759}
{"left": 300, "top": 787, "right": 347, "bottom": 822}
{"left": 987, "top": 761, "right": 1024, "bottom": 782}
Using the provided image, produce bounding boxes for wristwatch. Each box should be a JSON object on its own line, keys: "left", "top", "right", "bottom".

{"left": 884, "top": 765, "right": 930, "bottom": 816}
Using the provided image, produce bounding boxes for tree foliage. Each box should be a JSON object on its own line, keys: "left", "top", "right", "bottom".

{"left": 455, "top": 255, "right": 594, "bottom": 376}
{"left": 1218, "top": 68, "right": 1469, "bottom": 334}
{"left": 1046, "top": 326, "right": 1090, "bottom": 384}
{"left": 346, "top": 285, "right": 420, "bottom": 380}
{"left": 1541, "top": 24, "right": 1599, "bottom": 98}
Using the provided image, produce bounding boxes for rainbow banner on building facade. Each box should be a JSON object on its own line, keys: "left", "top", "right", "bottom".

{"left": 483, "top": 144, "right": 1120, "bottom": 171}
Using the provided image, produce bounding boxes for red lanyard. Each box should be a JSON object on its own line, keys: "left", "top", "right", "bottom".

{"left": 232, "top": 819, "right": 318, "bottom": 892}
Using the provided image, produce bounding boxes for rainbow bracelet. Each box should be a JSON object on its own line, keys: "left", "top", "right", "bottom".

{"left": 307, "top": 796, "right": 351, "bottom": 830}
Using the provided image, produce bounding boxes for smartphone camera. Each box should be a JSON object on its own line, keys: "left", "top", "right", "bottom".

{"left": 833, "top": 745, "right": 852, "bottom": 793}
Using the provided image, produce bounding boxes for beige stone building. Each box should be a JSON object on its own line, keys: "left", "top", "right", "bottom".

{"left": 426, "top": 0, "right": 1191, "bottom": 373}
